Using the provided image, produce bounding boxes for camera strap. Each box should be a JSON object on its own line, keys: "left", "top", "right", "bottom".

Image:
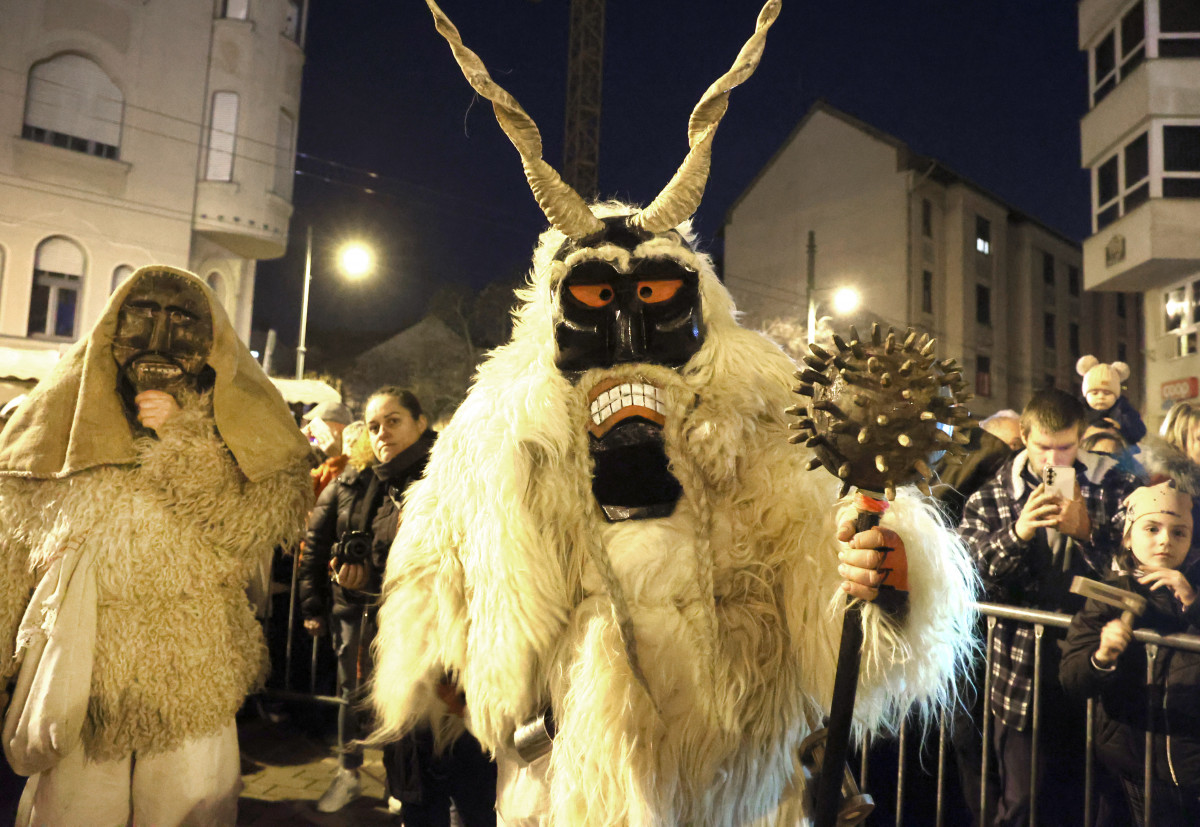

{"left": 349, "top": 471, "right": 383, "bottom": 535}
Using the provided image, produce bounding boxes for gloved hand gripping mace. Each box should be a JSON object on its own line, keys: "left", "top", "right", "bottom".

{"left": 789, "top": 323, "right": 972, "bottom": 827}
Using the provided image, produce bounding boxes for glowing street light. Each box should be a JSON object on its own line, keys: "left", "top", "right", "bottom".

{"left": 804, "top": 231, "right": 861, "bottom": 343}
{"left": 296, "top": 227, "right": 373, "bottom": 379}
{"left": 831, "top": 286, "right": 860, "bottom": 316}
{"left": 339, "top": 243, "right": 373, "bottom": 279}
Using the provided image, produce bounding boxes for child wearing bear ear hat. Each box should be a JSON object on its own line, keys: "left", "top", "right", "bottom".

{"left": 1078, "top": 355, "right": 1146, "bottom": 446}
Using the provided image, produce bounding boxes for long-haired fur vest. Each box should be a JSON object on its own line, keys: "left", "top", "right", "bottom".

{"left": 371, "top": 206, "right": 978, "bottom": 825}
{"left": 0, "top": 395, "right": 310, "bottom": 761}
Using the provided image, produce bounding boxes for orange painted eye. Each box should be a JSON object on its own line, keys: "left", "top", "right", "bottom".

{"left": 636, "top": 279, "right": 683, "bottom": 303}
{"left": 568, "top": 283, "right": 615, "bottom": 307}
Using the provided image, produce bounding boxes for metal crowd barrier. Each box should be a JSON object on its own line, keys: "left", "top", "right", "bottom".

{"left": 256, "top": 568, "right": 1200, "bottom": 826}
{"left": 850, "top": 603, "right": 1200, "bottom": 827}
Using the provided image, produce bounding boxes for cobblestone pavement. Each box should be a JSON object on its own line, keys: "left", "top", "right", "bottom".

{"left": 236, "top": 713, "right": 399, "bottom": 827}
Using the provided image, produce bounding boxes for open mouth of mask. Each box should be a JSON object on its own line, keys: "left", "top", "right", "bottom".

{"left": 585, "top": 377, "right": 680, "bottom": 522}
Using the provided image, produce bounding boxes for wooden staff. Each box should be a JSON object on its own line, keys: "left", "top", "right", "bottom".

{"left": 789, "top": 323, "right": 972, "bottom": 827}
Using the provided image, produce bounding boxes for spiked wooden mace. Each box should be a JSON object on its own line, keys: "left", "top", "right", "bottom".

{"left": 788, "top": 323, "right": 973, "bottom": 827}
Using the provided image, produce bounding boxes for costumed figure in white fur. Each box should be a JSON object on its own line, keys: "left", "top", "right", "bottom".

{"left": 0, "top": 265, "right": 312, "bottom": 826}
{"left": 370, "top": 2, "right": 978, "bottom": 824}
{"left": 1077, "top": 355, "right": 1146, "bottom": 446}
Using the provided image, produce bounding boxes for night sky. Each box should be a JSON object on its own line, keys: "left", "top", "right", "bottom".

{"left": 254, "top": 0, "right": 1090, "bottom": 356}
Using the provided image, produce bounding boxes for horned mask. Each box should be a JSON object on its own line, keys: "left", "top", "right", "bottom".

{"left": 426, "top": 0, "right": 780, "bottom": 520}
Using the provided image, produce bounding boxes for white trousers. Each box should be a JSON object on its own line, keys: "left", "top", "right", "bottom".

{"left": 18, "top": 722, "right": 241, "bottom": 827}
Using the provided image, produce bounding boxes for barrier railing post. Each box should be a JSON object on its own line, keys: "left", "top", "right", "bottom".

{"left": 1029, "top": 624, "right": 1044, "bottom": 827}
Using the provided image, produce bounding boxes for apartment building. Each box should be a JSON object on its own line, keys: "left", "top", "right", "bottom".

{"left": 723, "top": 101, "right": 1142, "bottom": 418}
{"left": 0, "top": 0, "right": 307, "bottom": 401}
{"left": 1078, "top": 0, "right": 1200, "bottom": 431}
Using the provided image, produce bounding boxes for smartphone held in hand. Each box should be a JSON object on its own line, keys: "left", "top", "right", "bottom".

{"left": 1042, "top": 464, "right": 1075, "bottom": 501}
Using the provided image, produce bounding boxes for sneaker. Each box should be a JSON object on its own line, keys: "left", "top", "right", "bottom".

{"left": 387, "top": 796, "right": 404, "bottom": 815}
{"left": 316, "top": 768, "right": 361, "bottom": 813}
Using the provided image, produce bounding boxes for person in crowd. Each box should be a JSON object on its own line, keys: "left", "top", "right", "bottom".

{"left": 931, "top": 410, "right": 1021, "bottom": 827}
{"left": 303, "top": 400, "right": 355, "bottom": 498}
{"left": 1082, "top": 427, "right": 1145, "bottom": 481}
{"left": 301, "top": 387, "right": 494, "bottom": 822}
{"left": 0, "top": 265, "right": 311, "bottom": 827}
{"left": 960, "top": 387, "right": 1140, "bottom": 827}
{"left": 1076, "top": 356, "right": 1146, "bottom": 448}
{"left": 1061, "top": 481, "right": 1200, "bottom": 826}
{"left": 981, "top": 409, "right": 1024, "bottom": 452}
{"left": 1141, "top": 402, "right": 1200, "bottom": 552}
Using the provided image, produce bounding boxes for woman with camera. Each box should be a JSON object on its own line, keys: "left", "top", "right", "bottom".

{"left": 299, "top": 386, "right": 435, "bottom": 813}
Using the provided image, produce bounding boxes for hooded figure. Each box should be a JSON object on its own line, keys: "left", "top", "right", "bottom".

{"left": 369, "top": 3, "right": 978, "bottom": 824}
{"left": 0, "top": 265, "right": 312, "bottom": 827}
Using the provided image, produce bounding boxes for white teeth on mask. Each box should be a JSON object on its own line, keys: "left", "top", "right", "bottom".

{"left": 589, "top": 382, "right": 665, "bottom": 426}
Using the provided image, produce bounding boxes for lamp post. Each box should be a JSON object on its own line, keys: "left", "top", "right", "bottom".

{"left": 295, "top": 226, "right": 373, "bottom": 380}
{"left": 804, "top": 229, "right": 860, "bottom": 343}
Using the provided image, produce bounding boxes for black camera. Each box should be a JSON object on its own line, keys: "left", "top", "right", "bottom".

{"left": 335, "top": 530, "right": 373, "bottom": 565}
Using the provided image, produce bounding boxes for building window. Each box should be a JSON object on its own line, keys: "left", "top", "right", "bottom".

{"left": 283, "top": 1, "right": 303, "bottom": 43}
{"left": 1042, "top": 252, "right": 1055, "bottom": 285}
{"left": 1068, "top": 266, "right": 1081, "bottom": 297}
{"left": 205, "top": 92, "right": 239, "bottom": 181}
{"left": 1094, "top": 130, "right": 1149, "bottom": 230}
{"left": 1159, "top": 0, "right": 1200, "bottom": 58}
{"left": 22, "top": 54, "right": 122, "bottom": 159}
{"left": 921, "top": 199, "right": 932, "bottom": 238}
{"left": 1090, "top": 1, "right": 1145, "bottom": 105}
{"left": 975, "top": 215, "right": 990, "bottom": 255}
{"left": 1161, "top": 276, "right": 1200, "bottom": 359}
{"left": 921, "top": 270, "right": 933, "bottom": 314}
{"left": 1117, "top": 292, "right": 1127, "bottom": 318}
{"left": 219, "top": 0, "right": 249, "bottom": 19}
{"left": 1069, "top": 322, "right": 1081, "bottom": 359}
{"left": 28, "top": 237, "right": 84, "bottom": 339}
{"left": 1045, "top": 373, "right": 1057, "bottom": 389}
{"left": 1118, "top": 341, "right": 1128, "bottom": 362}
{"left": 273, "top": 109, "right": 295, "bottom": 199}
{"left": 976, "top": 284, "right": 991, "bottom": 326}
{"left": 111, "top": 264, "right": 133, "bottom": 293}
{"left": 1044, "top": 313, "right": 1056, "bottom": 350}
{"left": 976, "top": 355, "right": 992, "bottom": 398}
{"left": 1163, "top": 125, "right": 1200, "bottom": 199}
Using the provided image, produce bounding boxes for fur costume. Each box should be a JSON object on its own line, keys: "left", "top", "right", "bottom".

{"left": 372, "top": 4, "right": 977, "bottom": 823}
{"left": 371, "top": 208, "right": 978, "bottom": 825}
{"left": 0, "top": 266, "right": 311, "bottom": 766}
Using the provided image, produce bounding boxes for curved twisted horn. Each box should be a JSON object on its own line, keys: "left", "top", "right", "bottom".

{"left": 425, "top": 0, "right": 605, "bottom": 238}
{"left": 631, "top": 0, "right": 782, "bottom": 234}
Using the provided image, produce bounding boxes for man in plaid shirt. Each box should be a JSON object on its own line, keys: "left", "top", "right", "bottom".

{"left": 960, "top": 389, "right": 1139, "bottom": 826}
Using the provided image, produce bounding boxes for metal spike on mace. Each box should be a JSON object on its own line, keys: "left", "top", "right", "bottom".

{"left": 787, "top": 323, "right": 973, "bottom": 827}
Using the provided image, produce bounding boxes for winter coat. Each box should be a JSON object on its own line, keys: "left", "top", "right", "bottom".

{"left": 1089, "top": 395, "right": 1147, "bottom": 446}
{"left": 1060, "top": 572, "right": 1200, "bottom": 786}
{"left": 299, "top": 428, "right": 435, "bottom": 617}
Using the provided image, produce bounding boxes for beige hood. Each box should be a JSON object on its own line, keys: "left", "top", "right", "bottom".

{"left": 0, "top": 265, "right": 309, "bottom": 482}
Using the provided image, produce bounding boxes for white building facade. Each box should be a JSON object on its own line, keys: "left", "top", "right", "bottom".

{"left": 0, "top": 0, "right": 307, "bottom": 398}
{"left": 1079, "top": 0, "right": 1200, "bottom": 431}
{"left": 723, "top": 102, "right": 1143, "bottom": 419}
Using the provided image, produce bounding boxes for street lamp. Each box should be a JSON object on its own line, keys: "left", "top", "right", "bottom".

{"left": 296, "top": 227, "right": 373, "bottom": 379}
{"left": 804, "top": 230, "right": 860, "bottom": 343}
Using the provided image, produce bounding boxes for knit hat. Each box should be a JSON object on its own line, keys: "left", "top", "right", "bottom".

{"left": 303, "top": 400, "right": 353, "bottom": 426}
{"left": 1077, "top": 355, "right": 1129, "bottom": 398}
{"left": 1123, "top": 481, "right": 1193, "bottom": 537}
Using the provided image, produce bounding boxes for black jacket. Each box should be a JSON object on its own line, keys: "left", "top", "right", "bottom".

{"left": 299, "top": 428, "right": 435, "bottom": 617}
{"left": 1060, "top": 572, "right": 1200, "bottom": 786}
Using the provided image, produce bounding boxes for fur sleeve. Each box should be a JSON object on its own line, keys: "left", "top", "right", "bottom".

{"left": 849, "top": 491, "right": 981, "bottom": 736}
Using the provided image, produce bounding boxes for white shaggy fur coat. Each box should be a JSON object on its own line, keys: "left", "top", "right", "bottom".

{"left": 0, "top": 396, "right": 309, "bottom": 761}
{"left": 371, "top": 208, "right": 978, "bottom": 825}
